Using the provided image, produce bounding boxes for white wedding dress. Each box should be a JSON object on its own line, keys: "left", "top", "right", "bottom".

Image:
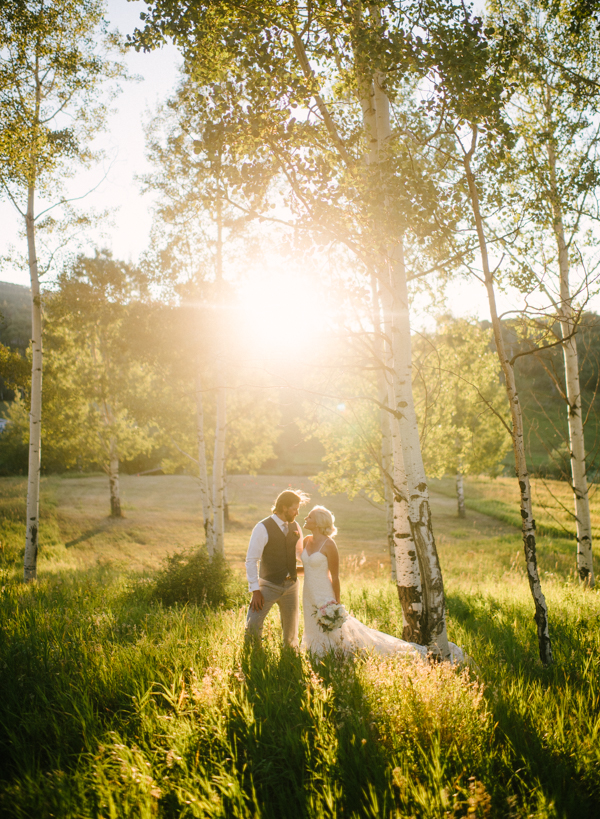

{"left": 300, "top": 546, "right": 428, "bottom": 659}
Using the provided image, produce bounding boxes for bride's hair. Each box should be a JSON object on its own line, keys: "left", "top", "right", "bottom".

{"left": 309, "top": 506, "right": 338, "bottom": 537}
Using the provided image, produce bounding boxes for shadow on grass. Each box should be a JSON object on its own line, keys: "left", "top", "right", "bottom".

{"left": 447, "top": 590, "right": 598, "bottom": 818}
{"left": 227, "top": 643, "right": 394, "bottom": 819}
{"left": 65, "top": 517, "right": 127, "bottom": 548}
{"left": 232, "top": 644, "right": 313, "bottom": 817}
{"left": 316, "top": 651, "right": 393, "bottom": 814}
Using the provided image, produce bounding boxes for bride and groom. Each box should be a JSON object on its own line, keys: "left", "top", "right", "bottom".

{"left": 244, "top": 489, "right": 428, "bottom": 658}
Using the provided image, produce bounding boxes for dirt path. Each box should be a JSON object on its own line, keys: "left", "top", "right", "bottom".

{"left": 428, "top": 489, "right": 517, "bottom": 540}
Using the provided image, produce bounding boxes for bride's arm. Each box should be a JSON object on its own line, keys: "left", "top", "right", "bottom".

{"left": 325, "top": 540, "right": 341, "bottom": 604}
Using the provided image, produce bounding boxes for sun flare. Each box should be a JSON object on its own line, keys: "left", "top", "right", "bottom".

{"left": 235, "top": 267, "right": 331, "bottom": 364}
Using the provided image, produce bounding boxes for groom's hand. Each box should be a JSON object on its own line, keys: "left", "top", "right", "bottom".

{"left": 250, "top": 590, "right": 264, "bottom": 611}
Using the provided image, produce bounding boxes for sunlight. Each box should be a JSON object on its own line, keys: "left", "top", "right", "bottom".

{"left": 234, "top": 266, "right": 332, "bottom": 364}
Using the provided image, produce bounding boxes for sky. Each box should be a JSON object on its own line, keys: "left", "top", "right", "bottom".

{"left": 0, "top": 0, "right": 182, "bottom": 284}
{"left": 0, "top": 0, "right": 590, "bottom": 329}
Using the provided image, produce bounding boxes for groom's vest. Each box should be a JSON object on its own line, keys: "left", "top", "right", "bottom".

{"left": 259, "top": 516, "right": 300, "bottom": 585}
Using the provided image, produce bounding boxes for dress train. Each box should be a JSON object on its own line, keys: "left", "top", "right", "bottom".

{"left": 300, "top": 548, "right": 463, "bottom": 663}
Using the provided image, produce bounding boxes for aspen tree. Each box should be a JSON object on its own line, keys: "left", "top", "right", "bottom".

{"left": 366, "top": 39, "right": 446, "bottom": 650}
{"left": 362, "top": 81, "right": 396, "bottom": 582}
{"left": 360, "top": 71, "right": 422, "bottom": 636}
{"left": 195, "top": 364, "right": 216, "bottom": 553}
{"left": 379, "top": 274, "right": 425, "bottom": 643}
{"left": 44, "top": 253, "right": 154, "bottom": 517}
{"left": 0, "top": 0, "right": 124, "bottom": 578}
{"left": 369, "top": 276, "right": 396, "bottom": 581}
{"left": 456, "top": 474, "right": 466, "bottom": 519}
{"left": 142, "top": 81, "right": 259, "bottom": 557}
{"left": 212, "top": 188, "right": 227, "bottom": 556}
{"left": 490, "top": 0, "right": 599, "bottom": 585}
{"left": 133, "top": 0, "right": 467, "bottom": 650}
{"left": 462, "top": 129, "right": 552, "bottom": 665}
{"left": 395, "top": 7, "right": 554, "bottom": 662}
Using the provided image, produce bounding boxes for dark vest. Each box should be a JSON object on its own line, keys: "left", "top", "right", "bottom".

{"left": 259, "top": 516, "right": 300, "bottom": 585}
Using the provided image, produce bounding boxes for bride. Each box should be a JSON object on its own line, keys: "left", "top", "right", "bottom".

{"left": 300, "top": 505, "right": 430, "bottom": 659}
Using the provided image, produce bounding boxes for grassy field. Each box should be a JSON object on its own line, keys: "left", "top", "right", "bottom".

{"left": 0, "top": 474, "right": 599, "bottom": 818}
{"left": 433, "top": 474, "right": 600, "bottom": 546}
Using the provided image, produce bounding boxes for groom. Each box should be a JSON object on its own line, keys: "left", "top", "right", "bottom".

{"left": 245, "top": 489, "right": 308, "bottom": 647}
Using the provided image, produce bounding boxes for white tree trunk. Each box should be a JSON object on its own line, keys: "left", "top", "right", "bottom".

{"left": 195, "top": 367, "right": 216, "bottom": 554}
{"left": 108, "top": 436, "right": 122, "bottom": 518}
{"left": 456, "top": 473, "right": 466, "bottom": 519}
{"left": 361, "top": 75, "right": 426, "bottom": 638}
{"left": 210, "top": 184, "right": 227, "bottom": 558}
{"left": 464, "top": 142, "right": 552, "bottom": 665}
{"left": 369, "top": 70, "right": 447, "bottom": 653}
{"left": 547, "top": 141, "right": 594, "bottom": 586}
{"left": 562, "top": 329, "right": 594, "bottom": 585}
{"left": 388, "top": 389, "right": 425, "bottom": 642}
{"left": 363, "top": 89, "right": 395, "bottom": 577}
{"left": 369, "top": 274, "right": 396, "bottom": 581}
{"left": 23, "top": 185, "right": 42, "bottom": 582}
{"left": 378, "top": 273, "right": 425, "bottom": 642}
{"left": 382, "top": 411, "right": 396, "bottom": 582}
{"left": 212, "top": 377, "right": 226, "bottom": 557}
{"left": 388, "top": 251, "right": 451, "bottom": 657}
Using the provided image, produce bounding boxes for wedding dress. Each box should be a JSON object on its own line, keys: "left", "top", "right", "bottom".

{"left": 300, "top": 546, "right": 428, "bottom": 659}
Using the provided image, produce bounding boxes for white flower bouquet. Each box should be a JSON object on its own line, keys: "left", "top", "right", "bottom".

{"left": 314, "top": 600, "right": 348, "bottom": 633}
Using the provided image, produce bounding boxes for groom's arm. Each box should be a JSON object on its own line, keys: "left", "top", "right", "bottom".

{"left": 245, "top": 522, "right": 268, "bottom": 609}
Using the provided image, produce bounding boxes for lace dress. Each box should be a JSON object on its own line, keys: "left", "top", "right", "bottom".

{"left": 300, "top": 546, "right": 428, "bottom": 659}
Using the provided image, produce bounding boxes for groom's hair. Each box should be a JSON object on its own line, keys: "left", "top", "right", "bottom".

{"left": 272, "top": 489, "right": 310, "bottom": 514}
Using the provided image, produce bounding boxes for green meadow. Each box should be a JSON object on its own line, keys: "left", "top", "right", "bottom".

{"left": 0, "top": 474, "right": 598, "bottom": 818}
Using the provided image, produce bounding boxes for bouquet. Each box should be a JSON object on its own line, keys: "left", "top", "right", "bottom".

{"left": 314, "top": 600, "right": 348, "bottom": 633}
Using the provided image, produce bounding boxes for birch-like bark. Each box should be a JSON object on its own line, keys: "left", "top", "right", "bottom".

{"left": 383, "top": 420, "right": 396, "bottom": 582}
{"left": 546, "top": 139, "right": 594, "bottom": 586}
{"left": 108, "top": 436, "right": 122, "bottom": 518}
{"left": 195, "top": 365, "right": 215, "bottom": 554}
{"left": 378, "top": 273, "right": 425, "bottom": 642}
{"left": 388, "top": 251, "right": 450, "bottom": 657}
{"left": 369, "top": 274, "right": 396, "bottom": 581}
{"left": 101, "top": 396, "right": 122, "bottom": 518}
{"left": 211, "top": 187, "right": 227, "bottom": 557}
{"left": 371, "top": 70, "right": 446, "bottom": 653}
{"left": 212, "top": 378, "right": 227, "bottom": 556}
{"left": 23, "top": 63, "right": 43, "bottom": 583}
{"left": 360, "top": 71, "right": 425, "bottom": 634}
{"left": 388, "top": 386, "right": 425, "bottom": 642}
{"left": 23, "top": 183, "right": 42, "bottom": 582}
{"left": 463, "top": 140, "right": 552, "bottom": 665}
{"left": 456, "top": 473, "right": 466, "bottom": 519}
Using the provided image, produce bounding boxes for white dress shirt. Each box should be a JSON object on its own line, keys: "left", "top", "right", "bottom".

{"left": 245, "top": 514, "right": 304, "bottom": 592}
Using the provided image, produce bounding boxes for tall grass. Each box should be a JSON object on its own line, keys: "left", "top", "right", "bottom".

{"left": 433, "top": 475, "right": 600, "bottom": 542}
{"left": 0, "top": 474, "right": 598, "bottom": 817}
{"left": 0, "top": 567, "right": 598, "bottom": 818}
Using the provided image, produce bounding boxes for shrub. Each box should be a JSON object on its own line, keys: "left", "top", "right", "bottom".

{"left": 152, "top": 547, "right": 243, "bottom": 608}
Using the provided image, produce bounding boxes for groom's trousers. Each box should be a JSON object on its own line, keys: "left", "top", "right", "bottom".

{"left": 245, "top": 578, "right": 299, "bottom": 647}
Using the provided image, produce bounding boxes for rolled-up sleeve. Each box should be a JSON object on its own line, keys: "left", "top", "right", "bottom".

{"left": 245, "top": 522, "right": 268, "bottom": 592}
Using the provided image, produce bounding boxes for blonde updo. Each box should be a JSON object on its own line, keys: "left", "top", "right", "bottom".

{"left": 309, "top": 505, "right": 338, "bottom": 537}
